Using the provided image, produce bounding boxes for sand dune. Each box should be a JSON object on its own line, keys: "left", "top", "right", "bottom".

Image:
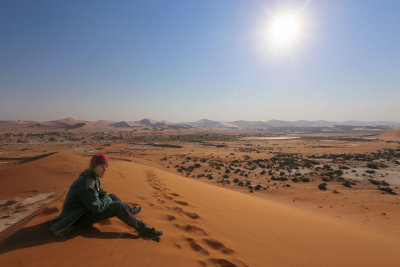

{"left": 377, "top": 129, "right": 400, "bottom": 141}
{"left": 66, "top": 122, "right": 95, "bottom": 132}
{"left": 0, "top": 152, "right": 399, "bottom": 266}
{"left": 0, "top": 152, "right": 88, "bottom": 199}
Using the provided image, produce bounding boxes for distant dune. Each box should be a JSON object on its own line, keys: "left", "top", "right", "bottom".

{"left": 376, "top": 129, "right": 400, "bottom": 141}
{"left": 66, "top": 122, "right": 95, "bottom": 132}
{"left": 0, "top": 152, "right": 399, "bottom": 266}
{"left": 0, "top": 117, "right": 399, "bottom": 133}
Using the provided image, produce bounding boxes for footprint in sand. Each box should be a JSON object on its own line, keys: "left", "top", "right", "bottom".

{"left": 152, "top": 185, "right": 162, "bottom": 191}
{"left": 197, "top": 260, "right": 207, "bottom": 267}
{"left": 186, "top": 237, "right": 210, "bottom": 255}
{"left": 147, "top": 173, "right": 170, "bottom": 193}
{"left": 170, "top": 192, "right": 180, "bottom": 197}
{"left": 162, "top": 194, "right": 174, "bottom": 200}
{"left": 165, "top": 214, "right": 176, "bottom": 221}
{"left": 208, "top": 258, "right": 249, "bottom": 267}
{"left": 175, "top": 200, "right": 189, "bottom": 206}
{"left": 166, "top": 206, "right": 200, "bottom": 220}
{"left": 201, "top": 238, "right": 235, "bottom": 255}
{"left": 185, "top": 211, "right": 200, "bottom": 220}
{"left": 167, "top": 206, "right": 184, "bottom": 214}
{"left": 174, "top": 223, "right": 208, "bottom": 236}
{"left": 157, "top": 198, "right": 166, "bottom": 204}
{"left": 207, "top": 258, "right": 237, "bottom": 267}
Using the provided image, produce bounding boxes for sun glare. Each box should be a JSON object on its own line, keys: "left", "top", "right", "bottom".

{"left": 270, "top": 14, "right": 300, "bottom": 45}
{"left": 253, "top": 6, "right": 309, "bottom": 58}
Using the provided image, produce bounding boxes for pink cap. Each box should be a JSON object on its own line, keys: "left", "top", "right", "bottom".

{"left": 90, "top": 154, "right": 109, "bottom": 168}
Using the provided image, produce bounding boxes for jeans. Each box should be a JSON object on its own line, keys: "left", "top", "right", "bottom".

{"left": 74, "top": 193, "right": 140, "bottom": 228}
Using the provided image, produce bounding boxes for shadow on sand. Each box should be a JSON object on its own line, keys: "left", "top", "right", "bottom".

{"left": 0, "top": 220, "right": 140, "bottom": 255}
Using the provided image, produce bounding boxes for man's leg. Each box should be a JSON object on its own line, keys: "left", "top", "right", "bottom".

{"left": 108, "top": 193, "right": 134, "bottom": 214}
{"left": 75, "top": 200, "right": 140, "bottom": 228}
{"left": 95, "top": 200, "right": 140, "bottom": 226}
{"left": 74, "top": 198, "right": 163, "bottom": 239}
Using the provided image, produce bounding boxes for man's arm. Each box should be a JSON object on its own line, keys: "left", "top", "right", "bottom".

{"left": 98, "top": 186, "right": 108, "bottom": 199}
{"left": 78, "top": 186, "right": 113, "bottom": 215}
{"left": 97, "top": 178, "right": 108, "bottom": 199}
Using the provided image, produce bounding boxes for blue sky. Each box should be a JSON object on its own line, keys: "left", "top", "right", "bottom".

{"left": 1, "top": 0, "right": 399, "bottom": 122}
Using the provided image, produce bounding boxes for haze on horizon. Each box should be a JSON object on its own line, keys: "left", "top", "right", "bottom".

{"left": 1, "top": 0, "right": 399, "bottom": 123}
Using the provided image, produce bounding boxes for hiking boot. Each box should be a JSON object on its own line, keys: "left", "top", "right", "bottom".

{"left": 130, "top": 206, "right": 142, "bottom": 215}
{"left": 134, "top": 221, "right": 163, "bottom": 239}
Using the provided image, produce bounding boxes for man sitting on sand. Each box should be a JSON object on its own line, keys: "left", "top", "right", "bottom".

{"left": 49, "top": 154, "right": 163, "bottom": 240}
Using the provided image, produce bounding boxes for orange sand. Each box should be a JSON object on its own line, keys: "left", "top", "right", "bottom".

{"left": 0, "top": 152, "right": 399, "bottom": 266}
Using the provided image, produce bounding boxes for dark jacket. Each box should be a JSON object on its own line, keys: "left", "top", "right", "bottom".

{"left": 49, "top": 170, "right": 113, "bottom": 236}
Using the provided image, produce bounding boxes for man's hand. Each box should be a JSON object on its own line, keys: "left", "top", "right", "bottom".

{"left": 98, "top": 191, "right": 107, "bottom": 199}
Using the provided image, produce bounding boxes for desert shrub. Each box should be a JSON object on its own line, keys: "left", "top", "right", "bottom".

{"left": 300, "top": 177, "right": 310, "bottom": 182}
{"left": 318, "top": 183, "right": 327, "bottom": 190}
{"left": 342, "top": 181, "right": 351, "bottom": 187}
{"left": 381, "top": 180, "right": 390, "bottom": 186}
{"left": 255, "top": 184, "right": 263, "bottom": 190}
{"left": 323, "top": 164, "right": 332, "bottom": 170}
{"left": 378, "top": 186, "right": 397, "bottom": 195}
{"left": 368, "top": 178, "right": 380, "bottom": 185}
{"left": 322, "top": 177, "right": 331, "bottom": 182}
{"left": 271, "top": 176, "right": 288, "bottom": 181}
{"left": 367, "top": 162, "right": 379, "bottom": 169}
{"left": 334, "top": 170, "right": 344, "bottom": 176}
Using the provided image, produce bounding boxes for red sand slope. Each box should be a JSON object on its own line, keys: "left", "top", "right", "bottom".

{"left": 0, "top": 153, "right": 399, "bottom": 266}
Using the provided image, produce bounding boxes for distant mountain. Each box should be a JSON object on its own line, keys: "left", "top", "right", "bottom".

{"left": 230, "top": 120, "right": 269, "bottom": 129}
{"left": 111, "top": 121, "right": 133, "bottom": 128}
{"left": 340, "top": 120, "right": 400, "bottom": 126}
{"left": 138, "top": 118, "right": 158, "bottom": 126}
{"left": 1, "top": 117, "right": 399, "bottom": 133}
{"left": 29, "top": 117, "right": 86, "bottom": 128}
{"left": 176, "top": 119, "right": 399, "bottom": 130}
{"left": 186, "top": 119, "right": 239, "bottom": 129}
{"left": 66, "top": 122, "right": 94, "bottom": 131}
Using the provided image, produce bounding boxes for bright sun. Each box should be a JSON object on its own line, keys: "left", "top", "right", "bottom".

{"left": 269, "top": 13, "right": 301, "bottom": 46}
{"left": 253, "top": 7, "right": 309, "bottom": 58}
